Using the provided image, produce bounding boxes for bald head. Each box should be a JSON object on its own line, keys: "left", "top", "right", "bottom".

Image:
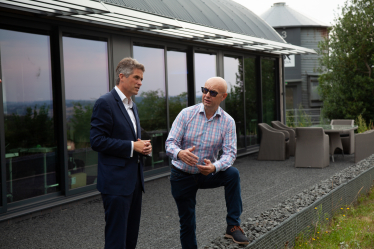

{"left": 205, "top": 77, "right": 227, "bottom": 94}
{"left": 202, "top": 77, "right": 228, "bottom": 115}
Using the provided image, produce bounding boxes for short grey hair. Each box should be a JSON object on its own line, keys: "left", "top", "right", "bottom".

{"left": 116, "top": 57, "right": 145, "bottom": 85}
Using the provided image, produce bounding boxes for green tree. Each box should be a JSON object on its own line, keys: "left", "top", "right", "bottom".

{"left": 136, "top": 90, "right": 167, "bottom": 131}
{"left": 67, "top": 102, "right": 94, "bottom": 148}
{"left": 5, "top": 104, "right": 55, "bottom": 150}
{"left": 318, "top": 0, "right": 374, "bottom": 122}
{"left": 169, "top": 92, "right": 187, "bottom": 127}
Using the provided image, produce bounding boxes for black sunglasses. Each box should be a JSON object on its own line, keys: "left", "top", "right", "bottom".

{"left": 201, "top": 87, "right": 219, "bottom": 97}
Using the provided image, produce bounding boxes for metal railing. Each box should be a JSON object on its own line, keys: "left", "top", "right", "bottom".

{"left": 286, "top": 108, "right": 323, "bottom": 126}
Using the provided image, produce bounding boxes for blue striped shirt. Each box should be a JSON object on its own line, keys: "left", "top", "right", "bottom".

{"left": 165, "top": 103, "right": 237, "bottom": 174}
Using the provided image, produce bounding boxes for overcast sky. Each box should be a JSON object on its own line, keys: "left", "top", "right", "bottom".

{"left": 232, "top": 0, "right": 347, "bottom": 26}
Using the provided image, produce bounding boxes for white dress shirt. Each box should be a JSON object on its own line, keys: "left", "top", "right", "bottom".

{"left": 115, "top": 86, "right": 137, "bottom": 157}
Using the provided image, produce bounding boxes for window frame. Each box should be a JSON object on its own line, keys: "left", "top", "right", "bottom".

{"left": 222, "top": 55, "right": 247, "bottom": 153}
{"left": 0, "top": 26, "right": 62, "bottom": 209}
{"left": 194, "top": 50, "right": 218, "bottom": 105}
{"left": 59, "top": 26, "right": 113, "bottom": 196}
{"left": 131, "top": 41, "right": 170, "bottom": 178}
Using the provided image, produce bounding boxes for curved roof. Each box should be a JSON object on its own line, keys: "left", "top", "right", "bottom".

{"left": 260, "top": 2, "right": 330, "bottom": 28}
{"left": 101, "top": 0, "right": 285, "bottom": 43}
{"left": 1, "top": 0, "right": 318, "bottom": 54}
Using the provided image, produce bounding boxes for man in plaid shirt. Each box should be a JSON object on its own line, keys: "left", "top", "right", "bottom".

{"left": 165, "top": 77, "right": 249, "bottom": 248}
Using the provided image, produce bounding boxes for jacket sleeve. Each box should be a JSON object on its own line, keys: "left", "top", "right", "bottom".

{"left": 90, "top": 97, "right": 132, "bottom": 158}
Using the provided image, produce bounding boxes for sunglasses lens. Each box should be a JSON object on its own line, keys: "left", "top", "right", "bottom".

{"left": 201, "top": 87, "right": 219, "bottom": 97}
{"left": 210, "top": 91, "right": 218, "bottom": 97}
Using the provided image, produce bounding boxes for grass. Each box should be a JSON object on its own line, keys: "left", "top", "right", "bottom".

{"left": 292, "top": 187, "right": 374, "bottom": 249}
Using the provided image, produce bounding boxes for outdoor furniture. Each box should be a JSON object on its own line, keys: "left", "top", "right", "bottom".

{"left": 312, "top": 124, "right": 358, "bottom": 161}
{"left": 330, "top": 119, "right": 355, "bottom": 154}
{"left": 271, "top": 121, "right": 296, "bottom": 156}
{"left": 295, "top": 127, "right": 329, "bottom": 168}
{"left": 258, "top": 123, "right": 290, "bottom": 161}
{"left": 354, "top": 130, "right": 374, "bottom": 163}
{"left": 271, "top": 120, "right": 296, "bottom": 131}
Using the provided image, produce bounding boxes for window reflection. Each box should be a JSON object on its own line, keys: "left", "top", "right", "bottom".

{"left": 224, "top": 56, "right": 245, "bottom": 149}
{"left": 1, "top": 29, "right": 58, "bottom": 203}
{"left": 195, "top": 53, "right": 217, "bottom": 104}
{"left": 262, "top": 59, "right": 276, "bottom": 125}
{"left": 63, "top": 36, "right": 109, "bottom": 189}
{"left": 133, "top": 45, "right": 168, "bottom": 171}
{"left": 167, "top": 50, "right": 188, "bottom": 128}
{"left": 286, "top": 87, "right": 294, "bottom": 109}
{"left": 244, "top": 57, "right": 258, "bottom": 146}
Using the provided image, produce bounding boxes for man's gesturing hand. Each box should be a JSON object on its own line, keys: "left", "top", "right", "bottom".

{"left": 197, "top": 159, "right": 215, "bottom": 176}
{"left": 177, "top": 146, "right": 199, "bottom": 166}
{"left": 134, "top": 139, "right": 152, "bottom": 155}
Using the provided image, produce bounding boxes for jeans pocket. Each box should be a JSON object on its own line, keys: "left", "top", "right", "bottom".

{"left": 170, "top": 170, "right": 183, "bottom": 181}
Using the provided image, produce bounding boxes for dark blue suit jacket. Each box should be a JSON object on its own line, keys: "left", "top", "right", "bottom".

{"left": 90, "top": 88, "right": 145, "bottom": 196}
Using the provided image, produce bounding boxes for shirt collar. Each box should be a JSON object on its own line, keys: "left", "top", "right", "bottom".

{"left": 115, "top": 86, "right": 133, "bottom": 108}
{"left": 198, "top": 103, "right": 222, "bottom": 118}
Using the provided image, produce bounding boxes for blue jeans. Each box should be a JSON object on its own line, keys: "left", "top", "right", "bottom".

{"left": 170, "top": 167, "right": 242, "bottom": 249}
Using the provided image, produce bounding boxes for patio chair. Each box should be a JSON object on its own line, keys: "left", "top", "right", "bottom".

{"left": 295, "top": 127, "right": 329, "bottom": 168}
{"left": 330, "top": 119, "right": 355, "bottom": 154}
{"left": 354, "top": 130, "right": 374, "bottom": 163}
{"left": 271, "top": 121, "right": 296, "bottom": 156}
{"left": 258, "top": 123, "right": 290, "bottom": 161}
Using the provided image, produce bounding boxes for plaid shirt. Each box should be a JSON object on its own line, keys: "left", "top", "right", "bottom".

{"left": 165, "top": 103, "right": 237, "bottom": 174}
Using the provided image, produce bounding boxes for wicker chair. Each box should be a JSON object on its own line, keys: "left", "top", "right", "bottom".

{"left": 330, "top": 119, "right": 355, "bottom": 154}
{"left": 271, "top": 121, "right": 296, "bottom": 156}
{"left": 295, "top": 127, "right": 330, "bottom": 168}
{"left": 258, "top": 123, "right": 290, "bottom": 161}
{"left": 354, "top": 130, "right": 374, "bottom": 163}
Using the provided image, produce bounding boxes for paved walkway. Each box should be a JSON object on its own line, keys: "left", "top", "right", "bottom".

{"left": 0, "top": 153, "right": 355, "bottom": 249}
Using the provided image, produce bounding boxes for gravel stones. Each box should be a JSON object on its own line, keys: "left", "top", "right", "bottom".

{"left": 203, "top": 154, "right": 374, "bottom": 248}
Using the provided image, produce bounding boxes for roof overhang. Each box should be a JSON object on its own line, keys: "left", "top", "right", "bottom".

{"left": 0, "top": 0, "right": 317, "bottom": 55}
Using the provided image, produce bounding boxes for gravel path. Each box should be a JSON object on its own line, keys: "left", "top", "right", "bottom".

{"left": 205, "top": 154, "right": 374, "bottom": 249}
{"left": 0, "top": 153, "right": 359, "bottom": 249}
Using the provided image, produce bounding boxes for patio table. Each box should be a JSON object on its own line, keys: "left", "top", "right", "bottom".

{"left": 311, "top": 125, "right": 358, "bottom": 162}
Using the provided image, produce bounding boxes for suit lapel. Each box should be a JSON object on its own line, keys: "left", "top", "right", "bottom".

{"left": 133, "top": 103, "right": 141, "bottom": 140}
{"left": 111, "top": 89, "right": 136, "bottom": 139}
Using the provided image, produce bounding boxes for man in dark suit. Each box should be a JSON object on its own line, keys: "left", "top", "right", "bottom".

{"left": 90, "top": 57, "right": 152, "bottom": 249}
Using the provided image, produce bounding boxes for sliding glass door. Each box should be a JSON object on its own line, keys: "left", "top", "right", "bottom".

{"left": 62, "top": 36, "right": 109, "bottom": 190}
{"left": 1, "top": 29, "right": 59, "bottom": 203}
{"left": 262, "top": 59, "right": 277, "bottom": 125}
{"left": 195, "top": 53, "right": 217, "bottom": 104}
{"left": 224, "top": 56, "right": 245, "bottom": 150}
{"left": 133, "top": 44, "right": 168, "bottom": 171}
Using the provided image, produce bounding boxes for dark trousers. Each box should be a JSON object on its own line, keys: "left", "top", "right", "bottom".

{"left": 101, "top": 168, "right": 142, "bottom": 249}
{"left": 170, "top": 166, "right": 242, "bottom": 249}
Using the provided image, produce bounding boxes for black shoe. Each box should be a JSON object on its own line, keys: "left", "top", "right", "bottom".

{"left": 225, "top": 225, "right": 250, "bottom": 245}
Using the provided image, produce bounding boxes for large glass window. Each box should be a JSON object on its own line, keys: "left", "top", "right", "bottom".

{"left": 262, "top": 59, "right": 277, "bottom": 125}
{"left": 167, "top": 50, "right": 188, "bottom": 128}
{"left": 195, "top": 53, "right": 217, "bottom": 104}
{"left": 1, "top": 29, "right": 58, "bottom": 203}
{"left": 224, "top": 56, "right": 245, "bottom": 150}
{"left": 244, "top": 57, "right": 258, "bottom": 146}
{"left": 63, "top": 36, "right": 109, "bottom": 190}
{"left": 133, "top": 45, "right": 168, "bottom": 171}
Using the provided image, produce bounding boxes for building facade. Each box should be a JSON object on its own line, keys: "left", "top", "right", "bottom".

{"left": 261, "top": 2, "right": 329, "bottom": 110}
{"left": 0, "top": 0, "right": 314, "bottom": 220}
